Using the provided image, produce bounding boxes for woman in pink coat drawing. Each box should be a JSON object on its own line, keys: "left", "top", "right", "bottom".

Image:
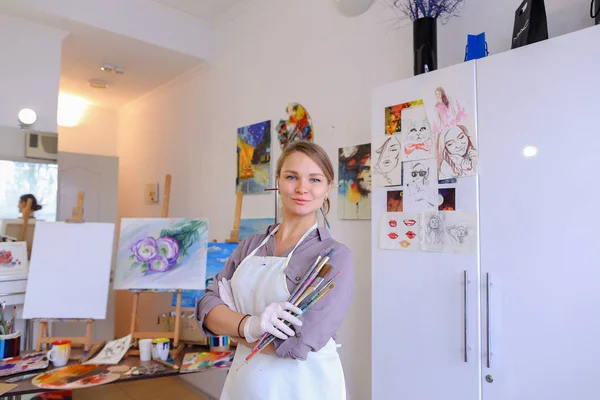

{"left": 433, "top": 87, "right": 467, "bottom": 134}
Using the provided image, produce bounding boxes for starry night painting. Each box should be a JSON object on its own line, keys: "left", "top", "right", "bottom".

{"left": 236, "top": 120, "right": 272, "bottom": 194}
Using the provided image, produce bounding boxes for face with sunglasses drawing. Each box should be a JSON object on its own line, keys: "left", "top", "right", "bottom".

{"left": 410, "top": 163, "right": 429, "bottom": 192}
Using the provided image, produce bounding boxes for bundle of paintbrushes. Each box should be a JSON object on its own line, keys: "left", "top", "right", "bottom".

{"left": 0, "top": 302, "right": 16, "bottom": 335}
{"left": 238, "top": 249, "right": 342, "bottom": 370}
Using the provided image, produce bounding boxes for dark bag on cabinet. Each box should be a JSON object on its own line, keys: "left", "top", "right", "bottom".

{"left": 511, "top": 0, "right": 549, "bottom": 49}
{"left": 592, "top": 0, "right": 600, "bottom": 25}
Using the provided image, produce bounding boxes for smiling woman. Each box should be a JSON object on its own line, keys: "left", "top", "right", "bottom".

{"left": 197, "top": 141, "right": 354, "bottom": 400}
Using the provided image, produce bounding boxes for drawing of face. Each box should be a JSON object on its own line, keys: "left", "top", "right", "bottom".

{"left": 444, "top": 125, "right": 469, "bottom": 156}
{"left": 277, "top": 152, "right": 331, "bottom": 218}
{"left": 411, "top": 163, "right": 428, "bottom": 186}
{"left": 429, "top": 216, "right": 440, "bottom": 230}
{"left": 435, "top": 89, "right": 442, "bottom": 103}
{"left": 376, "top": 136, "right": 400, "bottom": 174}
{"left": 357, "top": 156, "right": 371, "bottom": 192}
{"left": 408, "top": 118, "right": 431, "bottom": 142}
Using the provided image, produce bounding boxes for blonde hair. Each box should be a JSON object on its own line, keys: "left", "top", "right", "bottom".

{"left": 276, "top": 141, "right": 334, "bottom": 214}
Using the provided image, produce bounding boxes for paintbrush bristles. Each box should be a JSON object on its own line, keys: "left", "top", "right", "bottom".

{"left": 294, "top": 264, "right": 333, "bottom": 305}
{"left": 318, "top": 264, "right": 333, "bottom": 278}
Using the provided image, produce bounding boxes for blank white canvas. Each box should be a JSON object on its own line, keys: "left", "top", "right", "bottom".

{"left": 23, "top": 221, "right": 115, "bottom": 319}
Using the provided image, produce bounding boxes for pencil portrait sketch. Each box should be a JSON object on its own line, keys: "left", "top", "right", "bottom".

{"left": 420, "top": 211, "right": 477, "bottom": 254}
{"left": 403, "top": 159, "right": 438, "bottom": 211}
{"left": 85, "top": 334, "right": 132, "bottom": 365}
{"left": 401, "top": 106, "right": 434, "bottom": 161}
{"left": 372, "top": 134, "right": 402, "bottom": 187}
{"left": 447, "top": 223, "right": 469, "bottom": 244}
{"left": 420, "top": 212, "right": 445, "bottom": 252}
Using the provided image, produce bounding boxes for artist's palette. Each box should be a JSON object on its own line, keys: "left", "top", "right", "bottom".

{"left": 32, "top": 364, "right": 121, "bottom": 390}
{"left": 180, "top": 351, "right": 234, "bottom": 373}
{"left": 0, "top": 353, "right": 49, "bottom": 377}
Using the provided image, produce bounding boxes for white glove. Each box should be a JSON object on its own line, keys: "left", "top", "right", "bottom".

{"left": 244, "top": 302, "right": 303, "bottom": 343}
{"left": 218, "top": 278, "right": 238, "bottom": 313}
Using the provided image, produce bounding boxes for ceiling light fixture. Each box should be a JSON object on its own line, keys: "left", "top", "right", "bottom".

{"left": 17, "top": 108, "right": 37, "bottom": 128}
{"left": 334, "top": 0, "right": 376, "bottom": 17}
{"left": 100, "top": 64, "right": 114, "bottom": 72}
{"left": 88, "top": 79, "right": 109, "bottom": 89}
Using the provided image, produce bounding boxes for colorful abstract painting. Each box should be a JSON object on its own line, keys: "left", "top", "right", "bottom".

{"left": 180, "top": 351, "right": 234, "bottom": 373}
{"left": 115, "top": 218, "right": 208, "bottom": 290}
{"left": 240, "top": 218, "right": 274, "bottom": 240}
{"left": 172, "top": 242, "right": 238, "bottom": 308}
{"left": 0, "top": 353, "right": 48, "bottom": 377}
{"left": 276, "top": 103, "right": 314, "bottom": 150}
{"left": 237, "top": 120, "right": 272, "bottom": 194}
{"left": 338, "top": 144, "right": 371, "bottom": 220}
{"left": 384, "top": 99, "right": 424, "bottom": 135}
{"left": 0, "top": 241, "right": 28, "bottom": 276}
{"left": 32, "top": 364, "right": 121, "bottom": 390}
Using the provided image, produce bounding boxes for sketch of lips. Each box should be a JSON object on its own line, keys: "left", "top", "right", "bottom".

{"left": 399, "top": 240, "right": 411, "bottom": 248}
{"left": 403, "top": 219, "right": 416, "bottom": 226}
{"left": 389, "top": 220, "right": 397, "bottom": 227}
{"left": 406, "top": 231, "right": 416, "bottom": 239}
{"left": 388, "top": 232, "right": 399, "bottom": 240}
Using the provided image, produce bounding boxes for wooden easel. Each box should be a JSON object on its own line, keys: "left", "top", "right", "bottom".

{"left": 226, "top": 191, "right": 243, "bottom": 243}
{"left": 35, "top": 191, "right": 105, "bottom": 361}
{"left": 127, "top": 174, "right": 184, "bottom": 359}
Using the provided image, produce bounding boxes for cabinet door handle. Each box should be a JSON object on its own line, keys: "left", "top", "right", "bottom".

{"left": 486, "top": 272, "right": 492, "bottom": 368}
{"left": 463, "top": 270, "right": 469, "bottom": 363}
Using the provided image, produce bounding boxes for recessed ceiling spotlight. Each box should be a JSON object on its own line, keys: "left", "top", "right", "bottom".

{"left": 114, "top": 67, "right": 125, "bottom": 74}
{"left": 100, "top": 64, "right": 114, "bottom": 72}
{"left": 88, "top": 79, "right": 109, "bottom": 89}
{"left": 18, "top": 108, "right": 37, "bottom": 127}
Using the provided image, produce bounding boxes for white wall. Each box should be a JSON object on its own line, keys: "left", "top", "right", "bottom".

{"left": 117, "top": 0, "right": 591, "bottom": 398}
{"left": 58, "top": 105, "right": 119, "bottom": 157}
{"left": 0, "top": 14, "right": 66, "bottom": 133}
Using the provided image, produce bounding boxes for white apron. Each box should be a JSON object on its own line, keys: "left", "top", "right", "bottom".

{"left": 222, "top": 224, "right": 346, "bottom": 400}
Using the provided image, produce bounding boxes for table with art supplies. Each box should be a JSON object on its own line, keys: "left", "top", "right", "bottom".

{"left": 0, "top": 340, "right": 235, "bottom": 396}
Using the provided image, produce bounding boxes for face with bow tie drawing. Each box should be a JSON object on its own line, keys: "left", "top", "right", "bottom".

{"left": 375, "top": 135, "right": 400, "bottom": 174}
{"left": 402, "top": 106, "right": 433, "bottom": 159}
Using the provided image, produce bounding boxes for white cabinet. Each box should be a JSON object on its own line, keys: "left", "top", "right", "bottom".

{"left": 477, "top": 25, "right": 600, "bottom": 400}
{"left": 371, "top": 62, "right": 481, "bottom": 400}
{"left": 371, "top": 25, "right": 600, "bottom": 400}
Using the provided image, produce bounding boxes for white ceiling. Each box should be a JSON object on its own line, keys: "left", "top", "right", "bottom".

{"left": 149, "top": 0, "right": 247, "bottom": 22}
{"left": 0, "top": 0, "right": 248, "bottom": 109}
{"left": 59, "top": 24, "right": 204, "bottom": 108}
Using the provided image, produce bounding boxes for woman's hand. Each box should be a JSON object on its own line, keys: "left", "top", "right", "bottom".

{"left": 244, "top": 302, "right": 302, "bottom": 343}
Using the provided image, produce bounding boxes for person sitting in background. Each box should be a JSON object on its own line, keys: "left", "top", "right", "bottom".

{"left": 18, "top": 194, "right": 42, "bottom": 218}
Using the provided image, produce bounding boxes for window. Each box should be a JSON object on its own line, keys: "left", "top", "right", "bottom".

{"left": 0, "top": 160, "right": 58, "bottom": 221}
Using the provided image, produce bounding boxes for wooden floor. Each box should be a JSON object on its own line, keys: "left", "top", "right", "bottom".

{"left": 72, "top": 377, "right": 209, "bottom": 400}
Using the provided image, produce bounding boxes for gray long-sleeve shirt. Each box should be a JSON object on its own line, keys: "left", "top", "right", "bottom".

{"left": 195, "top": 224, "right": 354, "bottom": 361}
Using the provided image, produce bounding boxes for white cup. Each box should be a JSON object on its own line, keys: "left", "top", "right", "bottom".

{"left": 47, "top": 340, "right": 71, "bottom": 367}
{"left": 139, "top": 339, "right": 152, "bottom": 362}
{"left": 151, "top": 338, "right": 170, "bottom": 361}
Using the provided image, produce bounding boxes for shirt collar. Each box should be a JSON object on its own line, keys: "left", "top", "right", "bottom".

{"left": 265, "top": 224, "right": 330, "bottom": 241}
